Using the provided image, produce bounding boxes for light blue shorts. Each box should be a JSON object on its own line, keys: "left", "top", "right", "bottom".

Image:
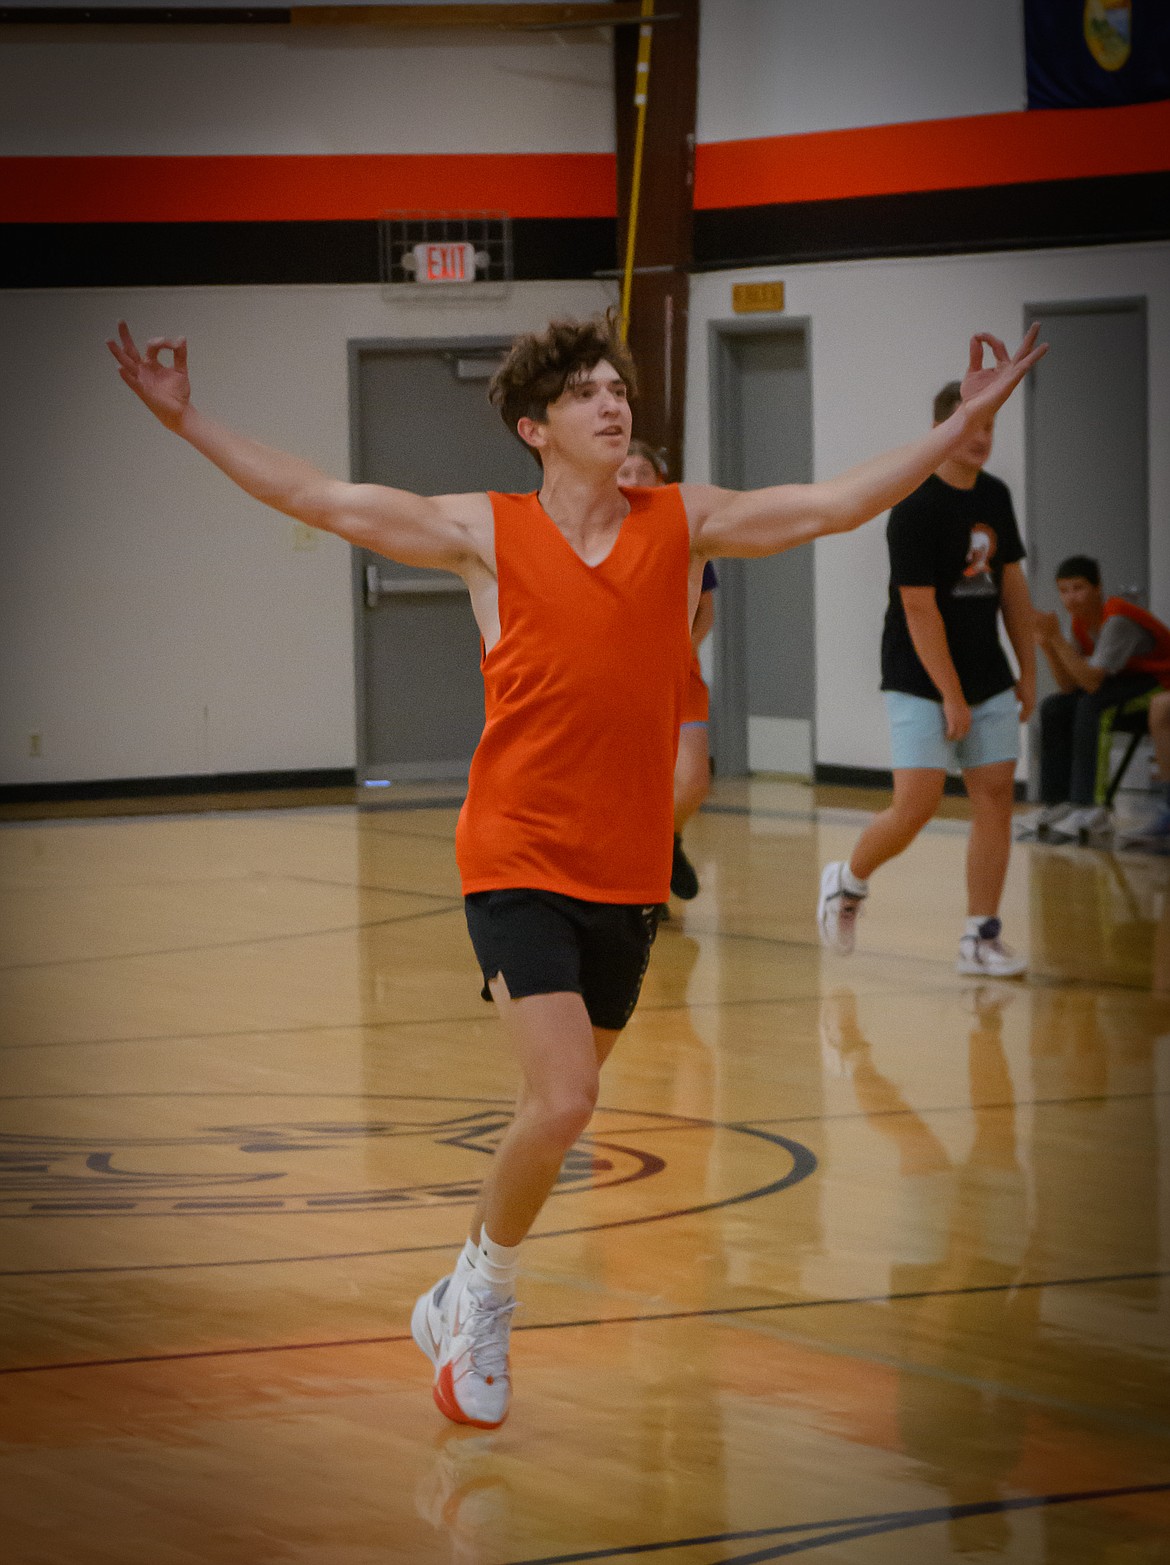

{"left": 885, "top": 687, "right": 1020, "bottom": 773}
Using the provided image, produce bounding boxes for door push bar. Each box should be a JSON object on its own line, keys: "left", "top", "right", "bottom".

{"left": 365, "top": 564, "right": 464, "bottom": 609}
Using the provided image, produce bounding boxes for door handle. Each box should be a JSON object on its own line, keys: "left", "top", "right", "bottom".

{"left": 364, "top": 564, "right": 464, "bottom": 608}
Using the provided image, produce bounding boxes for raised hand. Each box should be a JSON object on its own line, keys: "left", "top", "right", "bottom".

{"left": 106, "top": 320, "right": 190, "bottom": 430}
{"left": 959, "top": 323, "right": 1047, "bottom": 421}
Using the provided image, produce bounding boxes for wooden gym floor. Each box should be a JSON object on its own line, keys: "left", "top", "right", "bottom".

{"left": 1, "top": 778, "right": 1168, "bottom": 1563}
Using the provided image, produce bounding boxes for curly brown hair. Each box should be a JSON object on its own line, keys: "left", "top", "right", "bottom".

{"left": 489, "top": 310, "right": 638, "bottom": 465}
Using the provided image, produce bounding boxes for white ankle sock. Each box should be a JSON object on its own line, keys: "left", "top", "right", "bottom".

{"left": 966, "top": 915, "right": 998, "bottom": 938}
{"left": 454, "top": 1234, "right": 480, "bottom": 1286}
{"left": 477, "top": 1230, "right": 520, "bottom": 1300}
{"left": 841, "top": 864, "right": 868, "bottom": 898}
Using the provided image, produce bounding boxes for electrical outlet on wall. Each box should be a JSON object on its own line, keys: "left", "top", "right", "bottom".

{"left": 28, "top": 733, "right": 42, "bottom": 757}
{"left": 292, "top": 522, "right": 318, "bottom": 551}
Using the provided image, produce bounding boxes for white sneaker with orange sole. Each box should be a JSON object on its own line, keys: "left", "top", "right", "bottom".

{"left": 413, "top": 1273, "right": 516, "bottom": 1429}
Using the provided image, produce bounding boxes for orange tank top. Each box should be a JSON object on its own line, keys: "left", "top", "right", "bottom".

{"left": 456, "top": 486, "right": 693, "bottom": 902}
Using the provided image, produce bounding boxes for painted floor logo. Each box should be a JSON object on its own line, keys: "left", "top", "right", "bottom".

{"left": 0, "top": 1094, "right": 815, "bottom": 1277}
{"left": 0, "top": 1107, "right": 660, "bottom": 1219}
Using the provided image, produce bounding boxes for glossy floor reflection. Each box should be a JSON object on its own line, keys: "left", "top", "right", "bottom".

{"left": 1, "top": 781, "right": 1168, "bottom": 1563}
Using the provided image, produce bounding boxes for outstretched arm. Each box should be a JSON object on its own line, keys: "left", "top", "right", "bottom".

{"left": 687, "top": 327, "right": 1047, "bottom": 558}
{"left": 106, "top": 323, "right": 480, "bottom": 571}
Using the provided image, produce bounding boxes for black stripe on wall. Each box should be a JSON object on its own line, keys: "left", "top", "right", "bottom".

{"left": 695, "top": 172, "right": 1170, "bottom": 269}
{"left": 0, "top": 768, "right": 356, "bottom": 805}
{"left": 814, "top": 764, "right": 1026, "bottom": 801}
{"left": 0, "top": 216, "right": 617, "bottom": 289}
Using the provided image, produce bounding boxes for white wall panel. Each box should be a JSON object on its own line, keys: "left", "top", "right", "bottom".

{"left": 698, "top": 0, "right": 1026, "bottom": 144}
{"left": 1, "top": 25, "right": 613, "bottom": 156}
{"left": 0, "top": 279, "right": 613, "bottom": 785}
{"left": 686, "top": 243, "right": 1170, "bottom": 774}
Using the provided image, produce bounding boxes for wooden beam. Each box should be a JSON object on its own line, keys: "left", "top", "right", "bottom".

{"left": 293, "top": 4, "right": 645, "bottom": 27}
{"left": 613, "top": 0, "right": 698, "bottom": 480}
{"left": 0, "top": 2, "right": 673, "bottom": 27}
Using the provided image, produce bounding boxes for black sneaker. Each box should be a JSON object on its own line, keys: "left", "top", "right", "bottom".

{"left": 670, "top": 834, "right": 700, "bottom": 900}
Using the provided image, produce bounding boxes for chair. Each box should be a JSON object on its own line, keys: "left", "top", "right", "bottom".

{"left": 1104, "top": 703, "right": 1152, "bottom": 808}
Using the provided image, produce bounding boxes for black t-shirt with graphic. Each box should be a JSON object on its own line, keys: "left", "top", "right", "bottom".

{"left": 880, "top": 471, "right": 1025, "bottom": 705}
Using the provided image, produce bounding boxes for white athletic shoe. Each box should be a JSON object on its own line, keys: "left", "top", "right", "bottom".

{"left": 1046, "top": 805, "right": 1112, "bottom": 843}
{"left": 1015, "top": 802, "right": 1073, "bottom": 839}
{"left": 817, "top": 861, "right": 865, "bottom": 955}
{"left": 416, "top": 1275, "right": 516, "bottom": 1429}
{"left": 412, "top": 1272, "right": 454, "bottom": 1371}
{"left": 956, "top": 919, "right": 1027, "bottom": 979}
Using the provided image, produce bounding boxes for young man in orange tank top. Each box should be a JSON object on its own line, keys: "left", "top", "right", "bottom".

{"left": 108, "top": 312, "right": 1046, "bottom": 1430}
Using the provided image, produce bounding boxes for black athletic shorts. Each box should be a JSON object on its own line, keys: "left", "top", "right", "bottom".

{"left": 463, "top": 888, "right": 661, "bottom": 1032}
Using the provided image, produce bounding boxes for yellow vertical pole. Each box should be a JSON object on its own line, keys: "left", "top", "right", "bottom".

{"left": 619, "top": 0, "right": 655, "bottom": 343}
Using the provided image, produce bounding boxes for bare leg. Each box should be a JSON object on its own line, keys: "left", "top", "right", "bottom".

{"left": 849, "top": 768, "right": 946, "bottom": 882}
{"left": 468, "top": 981, "right": 619, "bottom": 1248}
{"left": 963, "top": 759, "right": 1016, "bottom": 917}
{"left": 674, "top": 724, "right": 711, "bottom": 833}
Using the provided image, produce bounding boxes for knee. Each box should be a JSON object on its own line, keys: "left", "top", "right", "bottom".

{"left": 530, "top": 1083, "right": 598, "bottom": 1153}
{"left": 971, "top": 781, "right": 1015, "bottom": 817}
{"left": 892, "top": 792, "right": 943, "bottom": 834}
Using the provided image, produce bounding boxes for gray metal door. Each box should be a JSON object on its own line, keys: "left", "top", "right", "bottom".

{"left": 1024, "top": 300, "right": 1149, "bottom": 784}
{"left": 708, "top": 321, "right": 815, "bottom": 777}
{"left": 350, "top": 340, "right": 537, "bottom": 784}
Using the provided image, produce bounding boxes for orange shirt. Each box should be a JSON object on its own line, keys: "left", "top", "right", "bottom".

{"left": 455, "top": 486, "right": 692, "bottom": 903}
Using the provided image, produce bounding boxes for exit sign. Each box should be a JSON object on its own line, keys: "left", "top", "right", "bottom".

{"left": 733, "top": 281, "right": 785, "bottom": 314}
{"left": 411, "top": 241, "right": 478, "bottom": 283}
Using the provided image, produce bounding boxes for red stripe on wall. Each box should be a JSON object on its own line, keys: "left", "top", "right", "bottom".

{"left": 0, "top": 152, "right": 617, "bottom": 223}
{"left": 694, "top": 102, "right": 1170, "bottom": 210}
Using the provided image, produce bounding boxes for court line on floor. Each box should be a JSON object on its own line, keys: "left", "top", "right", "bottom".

{"left": 0, "top": 1010, "right": 496, "bottom": 1054}
{"left": 0, "top": 899, "right": 465, "bottom": 973}
{"left": 504, "top": 1484, "right": 1170, "bottom": 1565}
{"left": 4, "top": 1265, "right": 1166, "bottom": 1377}
{"left": 739, "top": 1085, "right": 1170, "bottom": 1129}
{"left": 272, "top": 872, "right": 457, "bottom": 901}
{"left": 727, "top": 1317, "right": 1170, "bottom": 1445}
{"left": 3, "top": 1080, "right": 1166, "bottom": 1143}
{"left": 0, "top": 1119, "right": 815, "bottom": 1276}
{"left": 0, "top": 975, "right": 972, "bottom": 1052}
{"left": 673, "top": 917, "right": 1160, "bottom": 993}
{"left": 0, "top": 798, "right": 452, "bottom": 828}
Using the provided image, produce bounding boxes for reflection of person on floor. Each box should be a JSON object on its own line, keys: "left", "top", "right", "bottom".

{"left": 108, "top": 312, "right": 1044, "bottom": 1432}
{"left": 817, "top": 379, "right": 1038, "bottom": 979}
{"left": 617, "top": 439, "right": 717, "bottom": 906}
{"left": 1030, "top": 556, "right": 1170, "bottom": 842}
{"left": 821, "top": 987, "right": 1035, "bottom": 1554}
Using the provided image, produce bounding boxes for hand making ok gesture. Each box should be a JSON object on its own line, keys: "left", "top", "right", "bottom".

{"left": 106, "top": 320, "right": 191, "bottom": 431}
{"left": 959, "top": 323, "right": 1047, "bottom": 421}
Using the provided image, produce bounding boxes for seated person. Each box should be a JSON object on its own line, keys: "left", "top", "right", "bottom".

{"left": 1030, "top": 555, "right": 1170, "bottom": 838}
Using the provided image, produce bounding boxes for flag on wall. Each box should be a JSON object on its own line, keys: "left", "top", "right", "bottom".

{"left": 1026, "top": 1, "right": 1170, "bottom": 107}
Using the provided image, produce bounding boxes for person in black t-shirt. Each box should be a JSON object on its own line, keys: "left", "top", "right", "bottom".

{"left": 818, "top": 380, "right": 1037, "bottom": 978}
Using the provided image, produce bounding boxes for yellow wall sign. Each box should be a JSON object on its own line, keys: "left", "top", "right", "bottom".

{"left": 732, "top": 281, "right": 785, "bottom": 314}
